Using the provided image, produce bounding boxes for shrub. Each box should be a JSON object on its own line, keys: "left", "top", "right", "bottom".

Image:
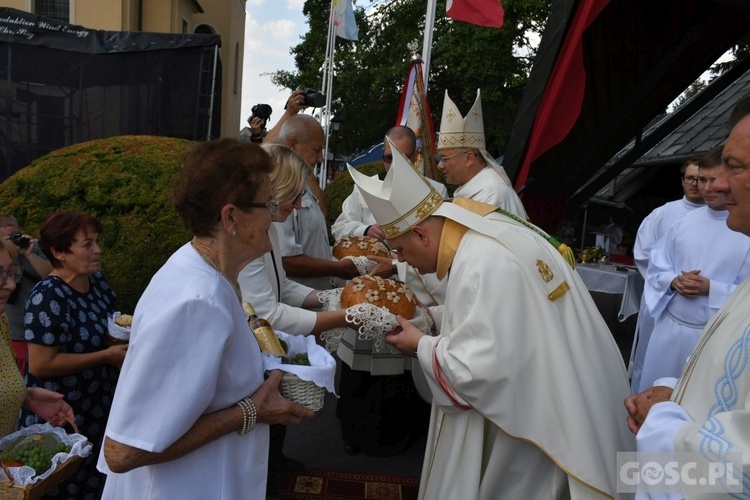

{"left": 0, "top": 135, "right": 194, "bottom": 312}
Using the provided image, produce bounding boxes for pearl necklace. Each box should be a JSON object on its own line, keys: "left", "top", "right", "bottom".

{"left": 191, "top": 240, "right": 242, "bottom": 304}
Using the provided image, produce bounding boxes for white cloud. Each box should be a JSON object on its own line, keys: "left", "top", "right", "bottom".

{"left": 286, "top": 0, "right": 305, "bottom": 10}
{"left": 240, "top": 5, "right": 307, "bottom": 130}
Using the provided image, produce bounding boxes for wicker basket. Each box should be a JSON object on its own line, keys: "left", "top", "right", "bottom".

{"left": 280, "top": 373, "right": 326, "bottom": 411}
{"left": 0, "top": 419, "right": 85, "bottom": 500}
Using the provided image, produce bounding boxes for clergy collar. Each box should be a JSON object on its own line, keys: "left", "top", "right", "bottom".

{"left": 436, "top": 198, "right": 499, "bottom": 280}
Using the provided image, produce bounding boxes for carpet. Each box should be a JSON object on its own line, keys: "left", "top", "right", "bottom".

{"left": 274, "top": 468, "right": 420, "bottom": 500}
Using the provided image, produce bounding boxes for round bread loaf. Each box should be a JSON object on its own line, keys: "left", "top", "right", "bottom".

{"left": 340, "top": 275, "right": 416, "bottom": 319}
{"left": 115, "top": 314, "right": 133, "bottom": 327}
{"left": 332, "top": 236, "right": 390, "bottom": 260}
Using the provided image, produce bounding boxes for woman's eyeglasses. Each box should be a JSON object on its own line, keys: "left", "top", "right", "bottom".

{"left": 0, "top": 266, "right": 23, "bottom": 287}
{"left": 244, "top": 199, "right": 280, "bottom": 217}
{"left": 292, "top": 190, "right": 307, "bottom": 204}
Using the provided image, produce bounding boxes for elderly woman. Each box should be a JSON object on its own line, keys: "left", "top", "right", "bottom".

{"left": 0, "top": 238, "right": 73, "bottom": 438}
{"left": 22, "top": 211, "right": 126, "bottom": 499}
{"left": 98, "top": 139, "right": 313, "bottom": 499}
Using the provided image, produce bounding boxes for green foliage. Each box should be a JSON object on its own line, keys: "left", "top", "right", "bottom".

{"left": 0, "top": 136, "right": 194, "bottom": 313}
{"left": 272, "top": 0, "right": 552, "bottom": 158}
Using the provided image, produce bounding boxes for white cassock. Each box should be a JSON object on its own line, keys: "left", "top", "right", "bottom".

{"left": 276, "top": 189, "right": 335, "bottom": 291}
{"left": 452, "top": 166, "right": 528, "bottom": 219}
{"left": 414, "top": 200, "right": 634, "bottom": 500}
{"left": 99, "top": 244, "right": 269, "bottom": 499}
{"left": 639, "top": 206, "right": 750, "bottom": 392}
{"left": 637, "top": 275, "right": 750, "bottom": 499}
{"left": 630, "top": 197, "right": 703, "bottom": 392}
{"left": 238, "top": 223, "right": 317, "bottom": 335}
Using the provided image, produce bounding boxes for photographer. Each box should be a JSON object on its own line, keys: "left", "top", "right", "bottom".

{"left": 242, "top": 103, "right": 273, "bottom": 144}
{"left": 0, "top": 215, "right": 52, "bottom": 373}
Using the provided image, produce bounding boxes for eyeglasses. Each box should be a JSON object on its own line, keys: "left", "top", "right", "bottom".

{"left": 0, "top": 266, "right": 22, "bottom": 287}
{"left": 435, "top": 151, "right": 469, "bottom": 164}
{"left": 382, "top": 150, "right": 416, "bottom": 164}
{"left": 682, "top": 175, "right": 700, "bottom": 185}
{"left": 292, "top": 190, "right": 307, "bottom": 205}
{"left": 244, "top": 199, "right": 279, "bottom": 217}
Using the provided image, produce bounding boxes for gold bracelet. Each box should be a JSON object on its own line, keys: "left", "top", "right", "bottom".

{"left": 237, "top": 397, "right": 257, "bottom": 435}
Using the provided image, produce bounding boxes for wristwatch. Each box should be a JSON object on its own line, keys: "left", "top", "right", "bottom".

{"left": 391, "top": 259, "right": 398, "bottom": 275}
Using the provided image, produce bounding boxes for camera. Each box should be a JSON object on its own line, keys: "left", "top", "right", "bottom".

{"left": 301, "top": 88, "right": 326, "bottom": 108}
{"left": 251, "top": 103, "right": 273, "bottom": 121}
{"left": 8, "top": 232, "right": 30, "bottom": 250}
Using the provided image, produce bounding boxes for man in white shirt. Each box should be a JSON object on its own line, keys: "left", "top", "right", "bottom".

{"left": 629, "top": 158, "right": 705, "bottom": 392}
{"left": 626, "top": 96, "right": 750, "bottom": 500}
{"left": 274, "top": 114, "right": 361, "bottom": 289}
{"left": 638, "top": 145, "right": 750, "bottom": 391}
{"left": 436, "top": 89, "right": 527, "bottom": 218}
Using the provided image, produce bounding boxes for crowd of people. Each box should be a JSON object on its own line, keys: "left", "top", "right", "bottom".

{"left": 0, "top": 89, "right": 749, "bottom": 500}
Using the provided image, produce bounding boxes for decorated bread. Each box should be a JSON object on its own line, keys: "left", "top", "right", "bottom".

{"left": 114, "top": 314, "right": 133, "bottom": 327}
{"left": 340, "top": 275, "right": 416, "bottom": 319}
{"left": 332, "top": 235, "right": 390, "bottom": 260}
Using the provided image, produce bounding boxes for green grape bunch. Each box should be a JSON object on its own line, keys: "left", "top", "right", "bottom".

{"left": 290, "top": 352, "right": 310, "bottom": 366}
{"left": 2, "top": 438, "right": 72, "bottom": 476}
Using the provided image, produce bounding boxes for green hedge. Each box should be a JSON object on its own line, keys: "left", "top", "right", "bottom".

{"left": 0, "top": 135, "right": 194, "bottom": 313}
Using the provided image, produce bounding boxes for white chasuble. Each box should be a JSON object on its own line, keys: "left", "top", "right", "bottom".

{"left": 414, "top": 201, "right": 634, "bottom": 499}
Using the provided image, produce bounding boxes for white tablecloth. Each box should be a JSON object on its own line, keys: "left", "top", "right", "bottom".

{"left": 576, "top": 263, "right": 644, "bottom": 322}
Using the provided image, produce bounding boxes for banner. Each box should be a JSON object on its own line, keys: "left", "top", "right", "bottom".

{"left": 396, "top": 55, "right": 439, "bottom": 180}
{"left": 332, "top": 0, "right": 358, "bottom": 41}
{"left": 446, "top": 0, "right": 504, "bottom": 28}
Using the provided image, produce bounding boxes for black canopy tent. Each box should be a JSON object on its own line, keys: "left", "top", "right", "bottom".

{"left": 503, "top": 0, "right": 750, "bottom": 233}
{"left": 0, "top": 8, "right": 221, "bottom": 179}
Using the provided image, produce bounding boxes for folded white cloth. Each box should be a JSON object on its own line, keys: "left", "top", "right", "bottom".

{"left": 107, "top": 312, "right": 131, "bottom": 341}
{"left": 261, "top": 331, "right": 337, "bottom": 394}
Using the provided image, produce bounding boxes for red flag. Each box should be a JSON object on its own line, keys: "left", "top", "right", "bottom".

{"left": 446, "top": 0, "right": 504, "bottom": 28}
{"left": 514, "top": 0, "right": 610, "bottom": 191}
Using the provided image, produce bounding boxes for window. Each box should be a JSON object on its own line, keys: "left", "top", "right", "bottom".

{"left": 34, "top": 0, "right": 70, "bottom": 22}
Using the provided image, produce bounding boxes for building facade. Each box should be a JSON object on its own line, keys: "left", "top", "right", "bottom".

{"left": 6, "top": 0, "right": 246, "bottom": 138}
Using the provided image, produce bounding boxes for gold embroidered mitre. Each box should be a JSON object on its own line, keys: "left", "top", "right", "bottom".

{"left": 437, "top": 89, "right": 485, "bottom": 151}
{"left": 437, "top": 89, "right": 513, "bottom": 186}
{"left": 348, "top": 137, "right": 444, "bottom": 239}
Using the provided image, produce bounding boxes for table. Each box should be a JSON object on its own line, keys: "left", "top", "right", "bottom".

{"left": 576, "top": 263, "right": 644, "bottom": 322}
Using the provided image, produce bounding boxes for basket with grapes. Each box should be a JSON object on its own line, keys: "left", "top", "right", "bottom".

{"left": 0, "top": 420, "right": 91, "bottom": 500}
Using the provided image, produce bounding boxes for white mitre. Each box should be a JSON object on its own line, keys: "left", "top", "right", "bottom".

{"left": 347, "top": 137, "right": 444, "bottom": 239}
{"left": 437, "top": 89, "right": 513, "bottom": 186}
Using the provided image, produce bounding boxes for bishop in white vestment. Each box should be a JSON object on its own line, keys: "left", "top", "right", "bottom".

{"left": 348, "top": 142, "right": 635, "bottom": 499}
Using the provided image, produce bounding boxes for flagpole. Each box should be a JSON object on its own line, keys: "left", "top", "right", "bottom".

{"left": 421, "top": 0, "right": 437, "bottom": 87}
{"left": 321, "top": 1, "right": 337, "bottom": 190}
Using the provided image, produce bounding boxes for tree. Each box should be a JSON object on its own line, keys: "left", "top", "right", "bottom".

{"left": 272, "top": 0, "right": 551, "bottom": 158}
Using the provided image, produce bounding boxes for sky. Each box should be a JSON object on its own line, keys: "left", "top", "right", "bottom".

{"left": 240, "top": 0, "right": 310, "bottom": 133}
